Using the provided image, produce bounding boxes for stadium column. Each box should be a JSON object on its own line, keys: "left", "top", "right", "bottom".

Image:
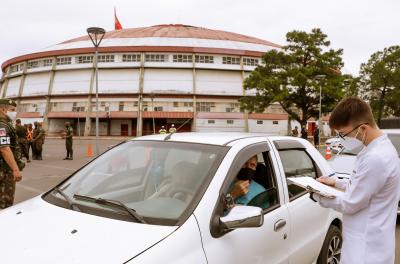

{"left": 43, "top": 57, "right": 56, "bottom": 131}
{"left": 1, "top": 67, "right": 10, "bottom": 98}
{"left": 240, "top": 57, "right": 249, "bottom": 132}
{"left": 84, "top": 65, "right": 96, "bottom": 136}
{"left": 192, "top": 53, "right": 197, "bottom": 132}
{"left": 16, "top": 62, "right": 27, "bottom": 106}
{"left": 136, "top": 52, "right": 145, "bottom": 137}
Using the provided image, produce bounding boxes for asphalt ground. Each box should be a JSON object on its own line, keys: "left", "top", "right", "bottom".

{"left": 12, "top": 138, "right": 400, "bottom": 261}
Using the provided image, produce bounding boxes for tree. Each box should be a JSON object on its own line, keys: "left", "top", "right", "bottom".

{"left": 240, "top": 28, "right": 349, "bottom": 126}
{"left": 359, "top": 46, "right": 400, "bottom": 125}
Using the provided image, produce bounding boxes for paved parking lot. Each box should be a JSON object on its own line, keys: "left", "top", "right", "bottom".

{"left": 12, "top": 138, "right": 400, "bottom": 261}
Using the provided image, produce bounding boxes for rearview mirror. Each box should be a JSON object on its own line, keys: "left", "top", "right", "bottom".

{"left": 220, "top": 205, "right": 263, "bottom": 230}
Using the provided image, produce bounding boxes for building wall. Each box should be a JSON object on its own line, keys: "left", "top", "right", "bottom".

{"left": 110, "top": 119, "right": 132, "bottom": 136}
{"left": 22, "top": 72, "right": 51, "bottom": 96}
{"left": 248, "top": 119, "right": 288, "bottom": 135}
{"left": 52, "top": 70, "right": 92, "bottom": 95}
{"left": 196, "top": 118, "right": 245, "bottom": 132}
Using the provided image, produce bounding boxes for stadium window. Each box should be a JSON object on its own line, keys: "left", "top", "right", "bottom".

{"left": 27, "top": 60, "right": 40, "bottom": 69}
{"left": 145, "top": 54, "right": 167, "bottom": 62}
{"left": 195, "top": 55, "right": 214, "bottom": 63}
{"left": 122, "top": 54, "right": 141, "bottom": 62}
{"left": 273, "top": 121, "right": 279, "bottom": 125}
{"left": 43, "top": 59, "right": 53, "bottom": 67}
{"left": 76, "top": 56, "right": 94, "bottom": 64}
{"left": 154, "top": 106, "right": 163, "bottom": 111}
{"left": 173, "top": 102, "right": 179, "bottom": 107}
{"left": 133, "top": 101, "right": 138, "bottom": 107}
{"left": 196, "top": 102, "right": 215, "bottom": 112}
{"left": 119, "top": 102, "right": 124, "bottom": 111}
{"left": 222, "top": 56, "right": 240, "bottom": 65}
{"left": 208, "top": 120, "right": 215, "bottom": 124}
{"left": 173, "top": 54, "right": 193, "bottom": 63}
{"left": 183, "top": 102, "right": 193, "bottom": 107}
{"left": 56, "top": 57, "right": 72, "bottom": 65}
{"left": 98, "top": 55, "right": 115, "bottom": 63}
{"left": 257, "top": 120, "right": 263, "bottom": 125}
{"left": 9, "top": 64, "right": 21, "bottom": 73}
{"left": 243, "top": 57, "right": 259, "bottom": 66}
{"left": 227, "top": 120, "right": 234, "bottom": 124}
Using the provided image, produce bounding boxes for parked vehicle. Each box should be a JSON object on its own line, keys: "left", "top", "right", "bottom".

{"left": 328, "top": 129, "right": 400, "bottom": 214}
{"left": 0, "top": 133, "right": 342, "bottom": 264}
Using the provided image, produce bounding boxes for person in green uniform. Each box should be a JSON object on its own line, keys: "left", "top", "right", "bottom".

{"left": 63, "top": 122, "right": 73, "bottom": 160}
{"left": 32, "top": 122, "right": 45, "bottom": 160}
{"left": 0, "top": 99, "right": 24, "bottom": 209}
{"left": 15, "top": 119, "right": 30, "bottom": 163}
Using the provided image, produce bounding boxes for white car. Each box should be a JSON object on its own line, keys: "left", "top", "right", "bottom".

{"left": 328, "top": 129, "right": 400, "bottom": 213}
{"left": 0, "top": 133, "right": 342, "bottom": 264}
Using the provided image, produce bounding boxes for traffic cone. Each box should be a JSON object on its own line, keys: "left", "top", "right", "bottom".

{"left": 325, "top": 145, "right": 332, "bottom": 160}
{"left": 87, "top": 144, "right": 93, "bottom": 158}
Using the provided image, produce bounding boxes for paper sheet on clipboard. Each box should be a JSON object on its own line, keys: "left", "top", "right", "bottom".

{"left": 288, "top": 177, "right": 344, "bottom": 198}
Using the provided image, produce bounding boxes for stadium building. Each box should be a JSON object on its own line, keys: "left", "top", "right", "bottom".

{"left": 0, "top": 24, "right": 294, "bottom": 136}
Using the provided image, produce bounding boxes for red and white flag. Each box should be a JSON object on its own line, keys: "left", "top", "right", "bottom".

{"left": 114, "top": 7, "right": 123, "bottom": 30}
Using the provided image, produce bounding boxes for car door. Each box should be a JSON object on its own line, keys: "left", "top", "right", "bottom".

{"left": 202, "top": 142, "right": 290, "bottom": 264}
{"left": 271, "top": 139, "right": 330, "bottom": 264}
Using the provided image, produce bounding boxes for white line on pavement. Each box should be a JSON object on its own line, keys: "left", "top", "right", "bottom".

{"left": 28, "top": 163, "right": 77, "bottom": 171}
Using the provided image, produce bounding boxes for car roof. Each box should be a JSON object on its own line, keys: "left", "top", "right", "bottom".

{"left": 382, "top": 129, "right": 400, "bottom": 134}
{"left": 132, "top": 132, "right": 275, "bottom": 146}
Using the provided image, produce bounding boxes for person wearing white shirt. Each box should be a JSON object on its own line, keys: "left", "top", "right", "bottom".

{"left": 312, "top": 97, "right": 400, "bottom": 264}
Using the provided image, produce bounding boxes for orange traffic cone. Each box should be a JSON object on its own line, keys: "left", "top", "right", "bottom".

{"left": 87, "top": 144, "right": 93, "bottom": 158}
{"left": 325, "top": 145, "right": 332, "bottom": 160}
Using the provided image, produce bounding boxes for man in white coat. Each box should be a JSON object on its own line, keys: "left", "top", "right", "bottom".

{"left": 313, "top": 97, "right": 400, "bottom": 264}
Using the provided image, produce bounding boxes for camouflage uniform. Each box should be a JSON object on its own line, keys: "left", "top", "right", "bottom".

{"left": 0, "top": 102, "right": 24, "bottom": 209}
{"left": 15, "top": 122, "right": 29, "bottom": 161}
{"left": 64, "top": 124, "right": 73, "bottom": 160}
{"left": 32, "top": 123, "right": 45, "bottom": 160}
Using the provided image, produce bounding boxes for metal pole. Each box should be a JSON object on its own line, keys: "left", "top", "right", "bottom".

{"left": 95, "top": 48, "right": 99, "bottom": 156}
{"left": 151, "top": 96, "right": 155, "bottom": 134}
{"left": 319, "top": 83, "right": 322, "bottom": 150}
{"left": 77, "top": 108, "right": 80, "bottom": 139}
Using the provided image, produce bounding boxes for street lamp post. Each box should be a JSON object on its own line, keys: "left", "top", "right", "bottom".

{"left": 314, "top": 75, "right": 326, "bottom": 149}
{"left": 87, "top": 27, "right": 105, "bottom": 156}
{"left": 151, "top": 93, "right": 155, "bottom": 134}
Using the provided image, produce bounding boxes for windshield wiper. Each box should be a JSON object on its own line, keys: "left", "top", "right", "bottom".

{"left": 53, "top": 187, "right": 81, "bottom": 212}
{"left": 73, "top": 194, "right": 146, "bottom": 224}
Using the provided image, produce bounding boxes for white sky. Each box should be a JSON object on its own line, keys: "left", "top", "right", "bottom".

{"left": 1, "top": 0, "right": 399, "bottom": 75}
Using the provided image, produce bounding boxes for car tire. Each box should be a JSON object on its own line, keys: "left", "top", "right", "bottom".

{"left": 317, "top": 225, "right": 342, "bottom": 264}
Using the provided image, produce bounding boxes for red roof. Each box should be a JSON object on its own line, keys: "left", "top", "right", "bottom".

{"left": 63, "top": 24, "right": 280, "bottom": 47}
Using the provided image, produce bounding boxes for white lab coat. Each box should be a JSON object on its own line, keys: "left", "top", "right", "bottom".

{"left": 315, "top": 134, "right": 400, "bottom": 264}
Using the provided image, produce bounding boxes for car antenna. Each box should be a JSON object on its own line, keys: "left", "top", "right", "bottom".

{"left": 163, "top": 133, "right": 173, "bottom": 141}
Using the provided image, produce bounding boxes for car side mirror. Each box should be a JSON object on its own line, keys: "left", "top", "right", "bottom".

{"left": 220, "top": 205, "right": 263, "bottom": 230}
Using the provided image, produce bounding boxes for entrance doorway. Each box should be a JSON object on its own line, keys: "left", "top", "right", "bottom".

{"left": 121, "top": 124, "right": 129, "bottom": 136}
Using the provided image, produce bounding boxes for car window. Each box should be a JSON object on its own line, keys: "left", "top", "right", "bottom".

{"left": 388, "top": 134, "right": 400, "bottom": 156}
{"left": 226, "top": 151, "right": 279, "bottom": 212}
{"left": 278, "top": 149, "right": 318, "bottom": 200}
{"left": 46, "top": 141, "right": 227, "bottom": 225}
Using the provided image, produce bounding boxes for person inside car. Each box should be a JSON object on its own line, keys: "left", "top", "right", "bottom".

{"left": 229, "top": 155, "right": 266, "bottom": 205}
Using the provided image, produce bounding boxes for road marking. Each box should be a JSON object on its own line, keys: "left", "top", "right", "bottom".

{"left": 28, "top": 163, "right": 77, "bottom": 171}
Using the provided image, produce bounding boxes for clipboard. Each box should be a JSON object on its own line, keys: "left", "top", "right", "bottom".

{"left": 288, "top": 177, "right": 344, "bottom": 198}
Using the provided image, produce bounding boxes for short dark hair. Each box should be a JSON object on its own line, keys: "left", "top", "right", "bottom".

{"left": 16, "top": 119, "right": 21, "bottom": 123}
{"left": 329, "top": 97, "right": 376, "bottom": 129}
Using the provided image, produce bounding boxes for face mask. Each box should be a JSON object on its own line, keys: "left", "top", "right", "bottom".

{"left": 339, "top": 127, "right": 365, "bottom": 151}
{"left": 237, "top": 168, "right": 256, "bottom": 181}
{"left": 7, "top": 111, "right": 17, "bottom": 122}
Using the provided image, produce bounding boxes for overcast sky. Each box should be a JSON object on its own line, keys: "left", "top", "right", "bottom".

{"left": 1, "top": 0, "right": 399, "bottom": 75}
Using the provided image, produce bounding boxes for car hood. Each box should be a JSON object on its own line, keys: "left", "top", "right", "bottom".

{"left": 0, "top": 196, "right": 177, "bottom": 264}
{"left": 328, "top": 154, "right": 356, "bottom": 175}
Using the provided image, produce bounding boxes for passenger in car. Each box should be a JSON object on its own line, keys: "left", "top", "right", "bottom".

{"left": 229, "top": 155, "right": 266, "bottom": 205}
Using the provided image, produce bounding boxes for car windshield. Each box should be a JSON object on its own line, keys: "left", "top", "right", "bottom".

{"left": 341, "top": 133, "right": 400, "bottom": 156}
{"left": 44, "top": 140, "right": 228, "bottom": 225}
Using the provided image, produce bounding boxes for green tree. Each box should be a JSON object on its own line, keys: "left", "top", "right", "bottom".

{"left": 359, "top": 46, "right": 400, "bottom": 125}
{"left": 241, "top": 28, "right": 349, "bottom": 126}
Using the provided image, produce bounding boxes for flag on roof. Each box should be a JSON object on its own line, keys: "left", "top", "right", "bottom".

{"left": 114, "top": 7, "right": 123, "bottom": 30}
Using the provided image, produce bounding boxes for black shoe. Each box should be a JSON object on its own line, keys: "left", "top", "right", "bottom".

{"left": 63, "top": 157, "right": 69, "bottom": 160}
{"left": 27, "top": 160, "right": 31, "bottom": 163}
{"left": 69, "top": 157, "right": 73, "bottom": 160}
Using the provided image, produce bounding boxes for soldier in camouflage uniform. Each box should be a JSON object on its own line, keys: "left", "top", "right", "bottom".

{"left": 63, "top": 122, "right": 74, "bottom": 160}
{"left": 0, "top": 99, "right": 24, "bottom": 209}
{"left": 15, "top": 119, "right": 30, "bottom": 163}
{"left": 32, "top": 122, "right": 45, "bottom": 160}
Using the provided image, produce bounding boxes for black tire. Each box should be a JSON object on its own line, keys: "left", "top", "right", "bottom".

{"left": 317, "top": 225, "right": 342, "bottom": 264}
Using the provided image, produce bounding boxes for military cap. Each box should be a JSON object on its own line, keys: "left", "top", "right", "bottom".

{"left": 0, "top": 98, "right": 17, "bottom": 107}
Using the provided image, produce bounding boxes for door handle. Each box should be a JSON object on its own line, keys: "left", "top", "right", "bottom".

{"left": 274, "top": 219, "right": 286, "bottom": 231}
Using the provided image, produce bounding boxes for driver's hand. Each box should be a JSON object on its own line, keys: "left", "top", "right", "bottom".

{"left": 230, "top": 180, "right": 250, "bottom": 200}
{"left": 317, "top": 176, "right": 336, "bottom": 187}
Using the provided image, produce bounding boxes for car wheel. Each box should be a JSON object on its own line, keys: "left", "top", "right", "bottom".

{"left": 317, "top": 225, "right": 342, "bottom": 264}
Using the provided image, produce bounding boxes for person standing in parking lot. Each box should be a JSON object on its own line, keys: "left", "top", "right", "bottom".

{"left": 15, "top": 119, "right": 30, "bottom": 163}
{"left": 32, "top": 122, "right": 45, "bottom": 160}
{"left": 313, "top": 97, "right": 400, "bottom": 264}
{"left": 300, "top": 125, "right": 308, "bottom": 140}
{"left": 63, "top": 122, "right": 73, "bottom": 160}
